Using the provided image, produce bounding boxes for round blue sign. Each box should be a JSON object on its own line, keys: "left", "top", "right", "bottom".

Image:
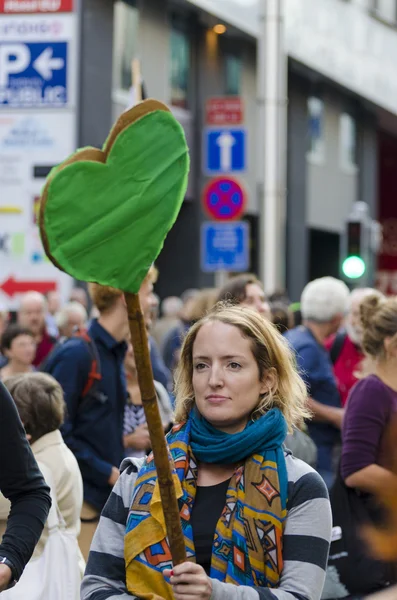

{"left": 202, "top": 177, "right": 246, "bottom": 221}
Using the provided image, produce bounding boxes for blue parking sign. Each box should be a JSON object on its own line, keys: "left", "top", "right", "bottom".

{"left": 201, "top": 221, "right": 249, "bottom": 272}
{"left": 0, "top": 42, "right": 68, "bottom": 108}
{"left": 204, "top": 128, "right": 246, "bottom": 174}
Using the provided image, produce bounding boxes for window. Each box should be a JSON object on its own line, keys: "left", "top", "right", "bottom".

{"left": 113, "top": 1, "right": 139, "bottom": 92}
{"left": 170, "top": 17, "right": 190, "bottom": 109}
{"left": 339, "top": 113, "right": 357, "bottom": 170}
{"left": 225, "top": 54, "right": 242, "bottom": 95}
{"left": 373, "top": 0, "right": 397, "bottom": 23}
{"left": 307, "top": 96, "right": 325, "bottom": 162}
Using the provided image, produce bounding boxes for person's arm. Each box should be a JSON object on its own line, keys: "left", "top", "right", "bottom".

{"left": 307, "top": 398, "right": 344, "bottom": 429}
{"left": 51, "top": 344, "right": 115, "bottom": 487}
{"left": 210, "top": 468, "right": 331, "bottom": 600}
{"left": 258, "top": 467, "right": 331, "bottom": 600}
{"left": 345, "top": 464, "right": 397, "bottom": 494}
{"left": 341, "top": 377, "right": 395, "bottom": 491}
{"left": 123, "top": 423, "right": 151, "bottom": 451}
{"left": 0, "top": 383, "right": 51, "bottom": 587}
{"left": 81, "top": 461, "right": 141, "bottom": 600}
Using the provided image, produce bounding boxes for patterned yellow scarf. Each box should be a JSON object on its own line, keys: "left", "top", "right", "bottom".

{"left": 125, "top": 417, "right": 287, "bottom": 599}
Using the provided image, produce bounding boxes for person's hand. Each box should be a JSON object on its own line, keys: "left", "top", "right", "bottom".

{"left": 0, "top": 563, "right": 12, "bottom": 592}
{"left": 123, "top": 424, "right": 151, "bottom": 451}
{"left": 163, "top": 563, "right": 212, "bottom": 600}
{"left": 108, "top": 466, "right": 120, "bottom": 486}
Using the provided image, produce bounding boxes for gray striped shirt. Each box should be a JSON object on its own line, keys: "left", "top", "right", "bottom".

{"left": 81, "top": 453, "right": 332, "bottom": 600}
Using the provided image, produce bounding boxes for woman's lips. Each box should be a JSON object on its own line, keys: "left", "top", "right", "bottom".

{"left": 206, "top": 395, "right": 229, "bottom": 404}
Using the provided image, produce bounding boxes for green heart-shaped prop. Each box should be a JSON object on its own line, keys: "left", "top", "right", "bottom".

{"left": 40, "top": 100, "right": 189, "bottom": 292}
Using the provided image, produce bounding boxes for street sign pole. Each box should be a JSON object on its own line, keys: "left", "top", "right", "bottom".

{"left": 202, "top": 97, "right": 249, "bottom": 281}
{"left": 215, "top": 270, "right": 228, "bottom": 289}
{"left": 257, "top": 0, "right": 287, "bottom": 293}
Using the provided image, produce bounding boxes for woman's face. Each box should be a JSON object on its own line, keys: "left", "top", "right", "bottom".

{"left": 241, "top": 283, "right": 271, "bottom": 320}
{"left": 7, "top": 334, "right": 36, "bottom": 365}
{"left": 192, "top": 321, "right": 268, "bottom": 434}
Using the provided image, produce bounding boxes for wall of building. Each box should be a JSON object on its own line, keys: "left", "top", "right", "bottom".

{"left": 306, "top": 90, "right": 358, "bottom": 234}
{"left": 79, "top": 0, "right": 390, "bottom": 299}
{"left": 79, "top": 0, "right": 114, "bottom": 148}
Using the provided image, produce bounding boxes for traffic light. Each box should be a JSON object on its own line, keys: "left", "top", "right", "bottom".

{"left": 342, "top": 220, "right": 366, "bottom": 279}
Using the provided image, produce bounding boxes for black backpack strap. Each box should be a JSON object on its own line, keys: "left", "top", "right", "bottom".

{"left": 330, "top": 330, "right": 347, "bottom": 365}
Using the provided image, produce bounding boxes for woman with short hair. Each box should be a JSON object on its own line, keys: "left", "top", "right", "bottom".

{"left": 342, "top": 294, "right": 397, "bottom": 492}
{"left": 82, "top": 304, "right": 331, "bottom": 600}
{"left": 0, "top": 325, "right": 36, "bottom": 380}
{"left": 0, "top": 373, "right": 85, "bottom": 583}
{"left": 324, "top": 294, "right": 397, "bottom": 599}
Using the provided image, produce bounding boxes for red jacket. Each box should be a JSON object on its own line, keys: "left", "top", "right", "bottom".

{"left": 324, "top": 333, "right": 364, "bottom": 407}
{"left": 33, "top": 329, "right": 56, "bottom": 367}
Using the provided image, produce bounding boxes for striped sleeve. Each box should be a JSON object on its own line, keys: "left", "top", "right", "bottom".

{"left": 254, "top": 456, "right": 331, "bottom": 600}
{"left": 81, "top": 458, "right": 144, "bottom": 600}
{"left": 210, "top": 455, "right": 332, "bottom": 600}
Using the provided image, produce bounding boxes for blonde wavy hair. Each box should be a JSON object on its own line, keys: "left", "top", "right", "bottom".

{"left": 174, "top": 303, "right": 310, "bottom": 430}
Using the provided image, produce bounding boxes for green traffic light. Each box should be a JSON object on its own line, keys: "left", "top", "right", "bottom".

{"left": 342, "top": 255, "right": 366, "bottom": 279}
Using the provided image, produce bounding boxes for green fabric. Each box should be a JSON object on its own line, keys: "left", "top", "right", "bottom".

{"left": 42, "top": 110, "right": 189, "bottom": 293}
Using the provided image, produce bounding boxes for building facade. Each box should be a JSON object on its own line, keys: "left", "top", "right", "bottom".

{"left": 77, "top": 0, "right": 397, "bottom": 300}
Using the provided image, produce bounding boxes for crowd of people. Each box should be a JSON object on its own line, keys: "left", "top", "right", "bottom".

{"left": 0, "top": 269, "right": 396, "bottom": 599}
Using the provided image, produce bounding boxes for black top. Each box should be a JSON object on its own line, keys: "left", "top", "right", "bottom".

{"left": 0, "top": 382, "right": 51, "bottom": 579}
{"left": 190, "top": 478, "right": 230, "bottom": 575}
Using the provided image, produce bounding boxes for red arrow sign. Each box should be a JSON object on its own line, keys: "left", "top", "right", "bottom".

{"left": 0, "top": 276, "right": 57, "bottom": 298}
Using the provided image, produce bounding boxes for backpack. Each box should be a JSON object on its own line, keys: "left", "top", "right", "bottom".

{"left": 329, "top": 330, "right": 347, "bottom": 366}
{"left": 326, "top": 468, "right": 397, "bottom": 597}
{"left": 40, "top": 329, "right": 102, "bottom": 405}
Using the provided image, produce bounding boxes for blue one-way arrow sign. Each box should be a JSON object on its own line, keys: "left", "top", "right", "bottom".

{"left": 204, "top": 128, "right": 246, "bottom": 175}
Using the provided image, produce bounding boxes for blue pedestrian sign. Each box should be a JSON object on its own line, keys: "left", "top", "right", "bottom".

{"left": 204, "top": 128, "right": 246, "bottom": 175}
{"left": 0, "top": 42, "right": 68, "bottom": 107}
{"left": 201, "top": 221, "right": 250, "bottom": 272}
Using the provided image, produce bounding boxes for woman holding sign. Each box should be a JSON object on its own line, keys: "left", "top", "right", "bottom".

{"left": 82, "top": 304, "right": 332, "bottom": 600}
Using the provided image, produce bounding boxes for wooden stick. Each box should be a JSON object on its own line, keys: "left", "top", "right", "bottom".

{"left": 125, "top": 292, "right": 186, "bottom": 566}
{"left": 131, "top": 58, "right": 143, "bottom": 104}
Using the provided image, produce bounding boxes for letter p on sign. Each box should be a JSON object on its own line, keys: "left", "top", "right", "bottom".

{"left": 0, "top": 44, "right": 30, "bottom": 88}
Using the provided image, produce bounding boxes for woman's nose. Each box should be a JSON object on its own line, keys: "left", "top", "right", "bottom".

{"left": 208, "top": 364, "right": 223, "bottom": 387}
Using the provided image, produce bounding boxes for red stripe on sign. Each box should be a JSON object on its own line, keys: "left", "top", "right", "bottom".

{"left": 0, "top": 0, "right": 73, "bottom": 13}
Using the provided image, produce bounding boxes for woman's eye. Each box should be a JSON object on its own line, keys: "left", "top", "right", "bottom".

{"left": 194, "top": 363, "right": 207, "bottom": 371}
{"left": 229, "top": 362, "right": 241, "bottom": 370}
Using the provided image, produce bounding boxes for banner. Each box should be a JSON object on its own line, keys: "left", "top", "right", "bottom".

{"left": 0, "top": 0, "right": 73, "bottom": 13}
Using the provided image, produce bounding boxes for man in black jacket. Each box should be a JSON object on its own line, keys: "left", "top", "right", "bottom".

{"left": 0, "top": 381, "right": 51, "bottom": 591}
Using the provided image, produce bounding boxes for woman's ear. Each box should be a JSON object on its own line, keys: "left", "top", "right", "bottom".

{"left": 260, "top": 367, "right": 277, "bottom": 396}
{"left": 384, "top": 336, "right": 397, "bottom": 357}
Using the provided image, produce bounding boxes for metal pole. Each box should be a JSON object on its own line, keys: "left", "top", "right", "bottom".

{"left": 215, "top": 270, "right": 228, "bottom": 289}
{"left": 257, "top": 0, "right": 287, "bottom": 293}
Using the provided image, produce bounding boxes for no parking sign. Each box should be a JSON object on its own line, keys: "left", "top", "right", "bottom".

{"left": 202, "top": 176, "right": 246, "bottom": 221}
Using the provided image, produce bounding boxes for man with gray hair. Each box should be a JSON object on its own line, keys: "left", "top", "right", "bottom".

{"left": 285, "top": 277, "right": 350, "bottom": 488}
{"left": 325, "top": 287, "right": 384, "bottom": 407}
{"left": 56, "top": 301, "right": 88, "bottom": 339}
